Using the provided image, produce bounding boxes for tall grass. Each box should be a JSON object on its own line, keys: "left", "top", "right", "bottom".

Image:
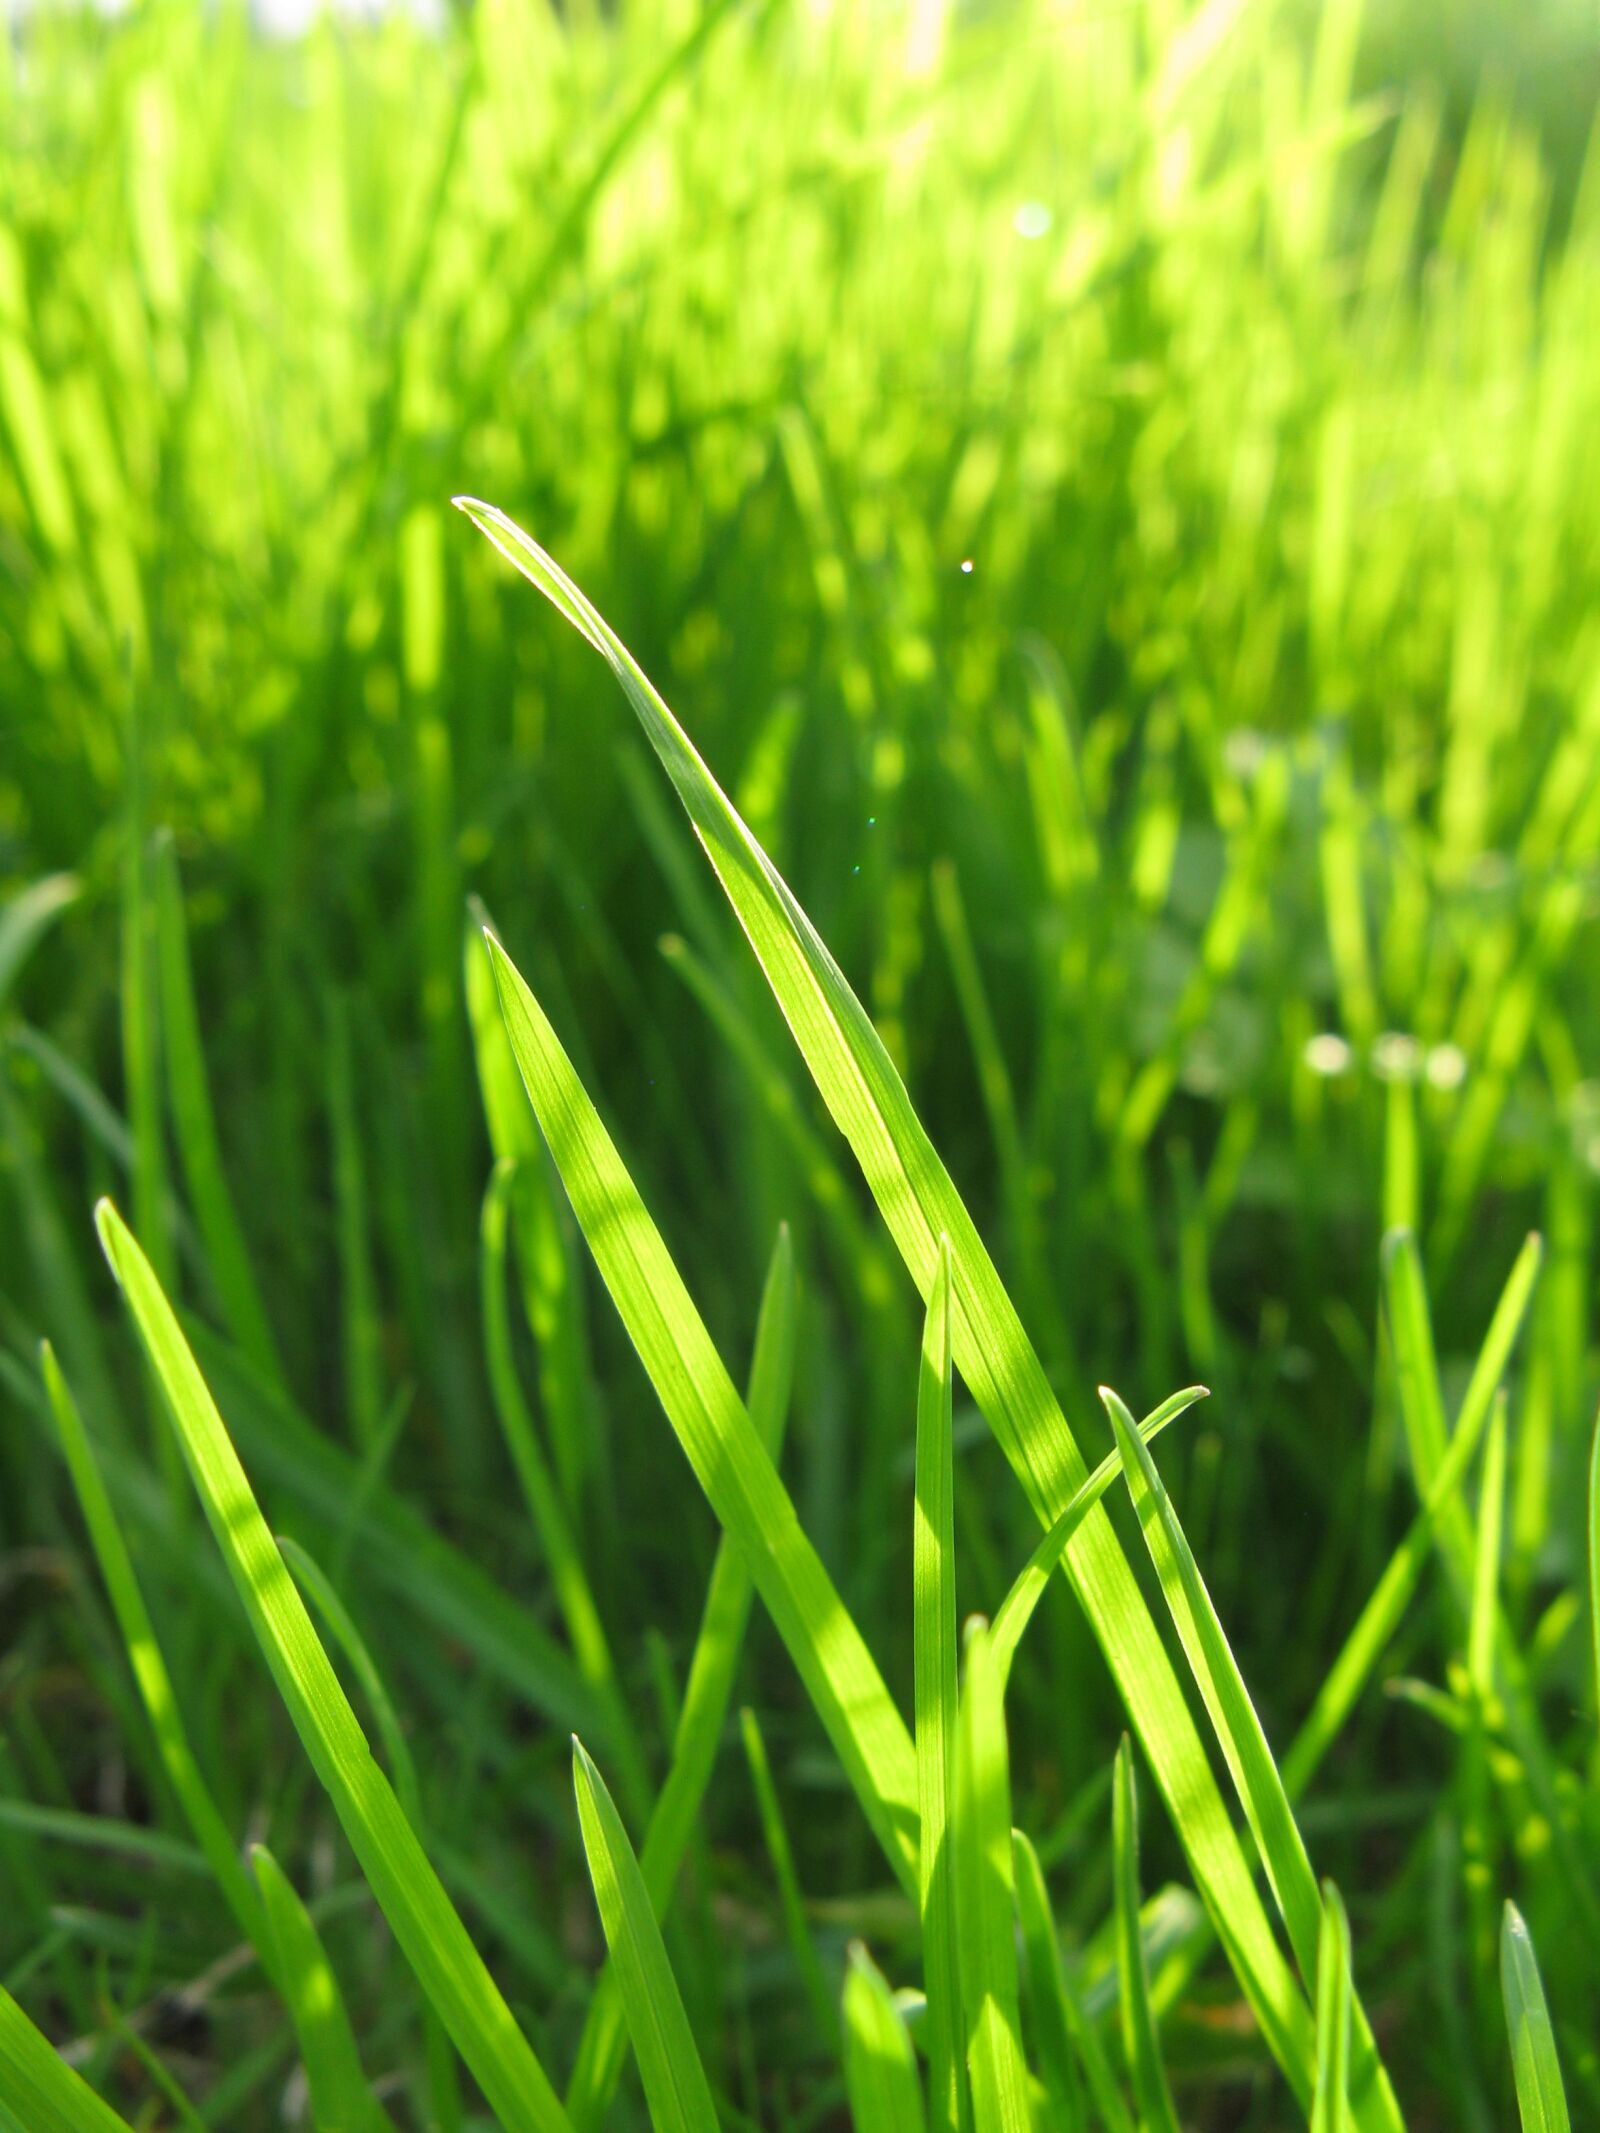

{"left": 0, "top": 0, "right": 1596, "bottom": 2127}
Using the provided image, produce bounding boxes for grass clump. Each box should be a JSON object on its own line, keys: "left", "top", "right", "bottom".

{"left": 0, "top": 1, "right": 1597, "bottom": 2129}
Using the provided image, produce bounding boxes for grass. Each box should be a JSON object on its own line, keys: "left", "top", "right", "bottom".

{"left": 0, "top": 0, "right": 1598, "bottom": 2128}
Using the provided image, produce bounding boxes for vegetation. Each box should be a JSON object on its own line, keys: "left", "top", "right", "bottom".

{"left": 1, "top": 1, "right": 1596, "bottom": 2129}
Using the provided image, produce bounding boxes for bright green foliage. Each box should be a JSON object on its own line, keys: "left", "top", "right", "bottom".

{"left": 2, "top": 2, "right": 1597, "bottom": 2124}
{"left": 572, "top": 1740, "right": 721, "bottom": 2133}
{"left": 842, "top": 1945, "right": 926, "bottom": 2133}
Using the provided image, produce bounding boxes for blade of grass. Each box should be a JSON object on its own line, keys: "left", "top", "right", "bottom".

{"left": 39, "top": 1341, "right": 265, "bottom": 1953}
{"left": 93, "top": 1197, "right": 573, "bottom": 2133}
{"left": 480, "top": 1154, "right": 648, "bottom": 1818}
{"left": 486, "top": 929, "right": 919, "bottom": 1891}
{"left": 0, "top": 872, "right": 78, "bottom": 1013}
{"left": 153, "top": 833, "right": 284, "bottom": 1394}
{"left": 740, "top": 1705, "right": 833, "bottom": 2038}
{"left": 571, "top": 1739, "right": 721, "bottom": 2133}
{"left": 467, "top": 911, "right": 599, "bottom": 1515}
{"left": 989, "top": 1388, "right": 1207, "bottom": 1690}
{"left": 566, "top": 1224, "right": 796, "bottom": 2131}
{"left": 1588, "top": 1407, "right": 1599, "bottom": 1752}
{"left": 1111, "top": 1741, "right": 1179, "bottom": 2133}
{"left": 0, "top": 1987, "right": 139, "bottom": 2133}
{"left": 1103, "top": 1387, "right": 1400, "bottom": 2127}
{"left": 455, "top": 500, "right": 1320, "bottom": 2112}
{"left": 953, "top": 1624, "right": 1029, "bottom": 2133}
{"left": 275, "top": 1535, "right": 422, "bottom": 1827}
{"left": 1311, "top": 1882, "right": 1353, "bottom": 2133}
{"left": 1012, "top": 1830, "right": 1121, "bottom": 2133}
{"left": 843, "top": 1942, "right": 926, "bottom": 2133}
{"left": 914, "top": 1239, "right": 966, "bottom": 2133}
{"left": 251, "top": 1844, "right": 392, "bottom": 2133}
{"left": 1500, "top": 1902, "right": 1570, "bottom": 2133}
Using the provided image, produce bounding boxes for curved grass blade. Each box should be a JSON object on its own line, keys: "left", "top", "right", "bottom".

{"left": 486, "top": 930, "right": 919, "bottom": 1891}
{"left": 567, "top": 1224, "right": 796, "bottom": 2131}
{"left": 154, "top": 834, "right": 284, "bottom": 1394}
{"left": 94, "top": 1198, "right": 573, "bottom": 2133}
{"left": 39, "top": 1341, "right": 265, "bottom": 1954}
{"left": 989, "top": 1387, "right": 1207, "bottom": 1690}
{"left": 1102, "top": 1388, "right": 1400, "bottom": 2128}
{"left": 1500, "top": 1902, "right": 1570, "bottom": 2133}
{"left": 0, "top": 871, "right": 78, "bottom": 1013}
{"left": 1111, "top": 1741, "right": 1179, "bottom": 2133}
{"left": 843, "top": 1943, "right": 926, "bottom": 2133}
{"left": 914, "top": 1239, "right": 966, "bottom": 2133}
{"left": 1311, "top": 1883, "right": 1352, "bottom": 2133}
{"left": 456, "top": 500, "right": 1317, "bottom": 2110}
{"left": 571, "top": 1739, "right": 720, "bottom": 2133}
{"left": 953, "top": 1625, "right": 1029, "bottom": 2133}
{"left": 0, "top": 1986, "right": 139, "bottom": 2133}
{"left": 252, "top": 1845, "right": 392, "bottom": 2133}
{"left": 1012, "top": 1829, "right": 1125, "bottom": 2133}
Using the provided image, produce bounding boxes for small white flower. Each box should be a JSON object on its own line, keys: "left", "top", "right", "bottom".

{"left": 1424, "top": 1043, "right": 1467, "bottom": 1091}
{"left": 1372, "top": 1033, "right": 1423, "bottom": 1084}
{"left": 1013, "top": 201, "right": 1053, "bottom": 240}
{"left": 1303, "top": 1033, "right": 1354, "bottom": 1078}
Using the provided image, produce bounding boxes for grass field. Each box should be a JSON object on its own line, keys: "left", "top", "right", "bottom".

{"left": 1, "top": 0, "right": 1598, "bottom": 2128}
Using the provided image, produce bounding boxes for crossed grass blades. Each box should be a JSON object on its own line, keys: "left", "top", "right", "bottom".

{"left": 5, "top": 506, "right": 1590, "bottom": 2133}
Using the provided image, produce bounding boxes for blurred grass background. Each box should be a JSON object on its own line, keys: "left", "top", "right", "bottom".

{"left": 1, "top": 0, "right": 1597, "bottom": 2124}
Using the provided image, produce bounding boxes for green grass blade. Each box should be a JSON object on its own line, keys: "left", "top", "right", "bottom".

{"left": 1311, "top": 1883, "right": 1353, "bottom": 2133}
{"left": 953, "top": 1625, "right": 1029, "bottom": 2133}
{"left": 275, "top": 1534, "right": 423, "bottom": 1827}
{"left": 914, "top": 1238, "right": 965, "bottom": 2133}
{"left": 485, "top": 929, "right": 919, "bottom": 1890}
{"left": 0, "top": 1986, "right": 139, "bottom": 2133}
{"left": 39, "top": 1340, "right": 265, "bottom": 1952}
{"left": 1111, "top": 1741, "right": 1180, "bottom": 2133}
{"left": 1500, "top": 1902, "right": 1570, "bottom": 2133}
{"left": 467, "top": 910, "right": 598, "bottom": 1513}
{"left": 93, "top": 1197, "right": 573, "bottom": 2133}
{"left": 1012, "top": 1829, "right": 1122, "bottom": 2133}
{"left": 154, "top": 834, "right": 284, "bottom": 1394}
{"left": 989, "top": 1388, "right": 1207, "bottom": 1690}
{"left": 842, "top": 1942, "right": 926, "bottom": 2133}
{"left": 571, "top": 1739, "right": 721, "bottom": 2133}
{"left": 0, "top": 872, "right": 78, "bottom": 1013}
{"left": 185, "top": 1323, "right": 607, "bottom": 1746}
{"left": 456, "top": 498, "right": 1317, "bottom": 2110}
{"left": 251, "top": 1844, "right": 390, "bottom": 2133}
{"left": 1588, "top": 1406, "right": 1599, "bottom": 1752}
{"left": 1103, "top": 1387, "right": 1400, "bottom": 2128}
{"left": 566, "top": 1224, "right": 796, "bottom": 2131}
{"left": 740, "top": 1705, "right": 833, "bottom": 2036}
{"left": 1282, "top": 1339, "right": 1505, "bottom": 1797}
{"left": 480, "top": 1154, "right": 648, "bottom": 1817}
